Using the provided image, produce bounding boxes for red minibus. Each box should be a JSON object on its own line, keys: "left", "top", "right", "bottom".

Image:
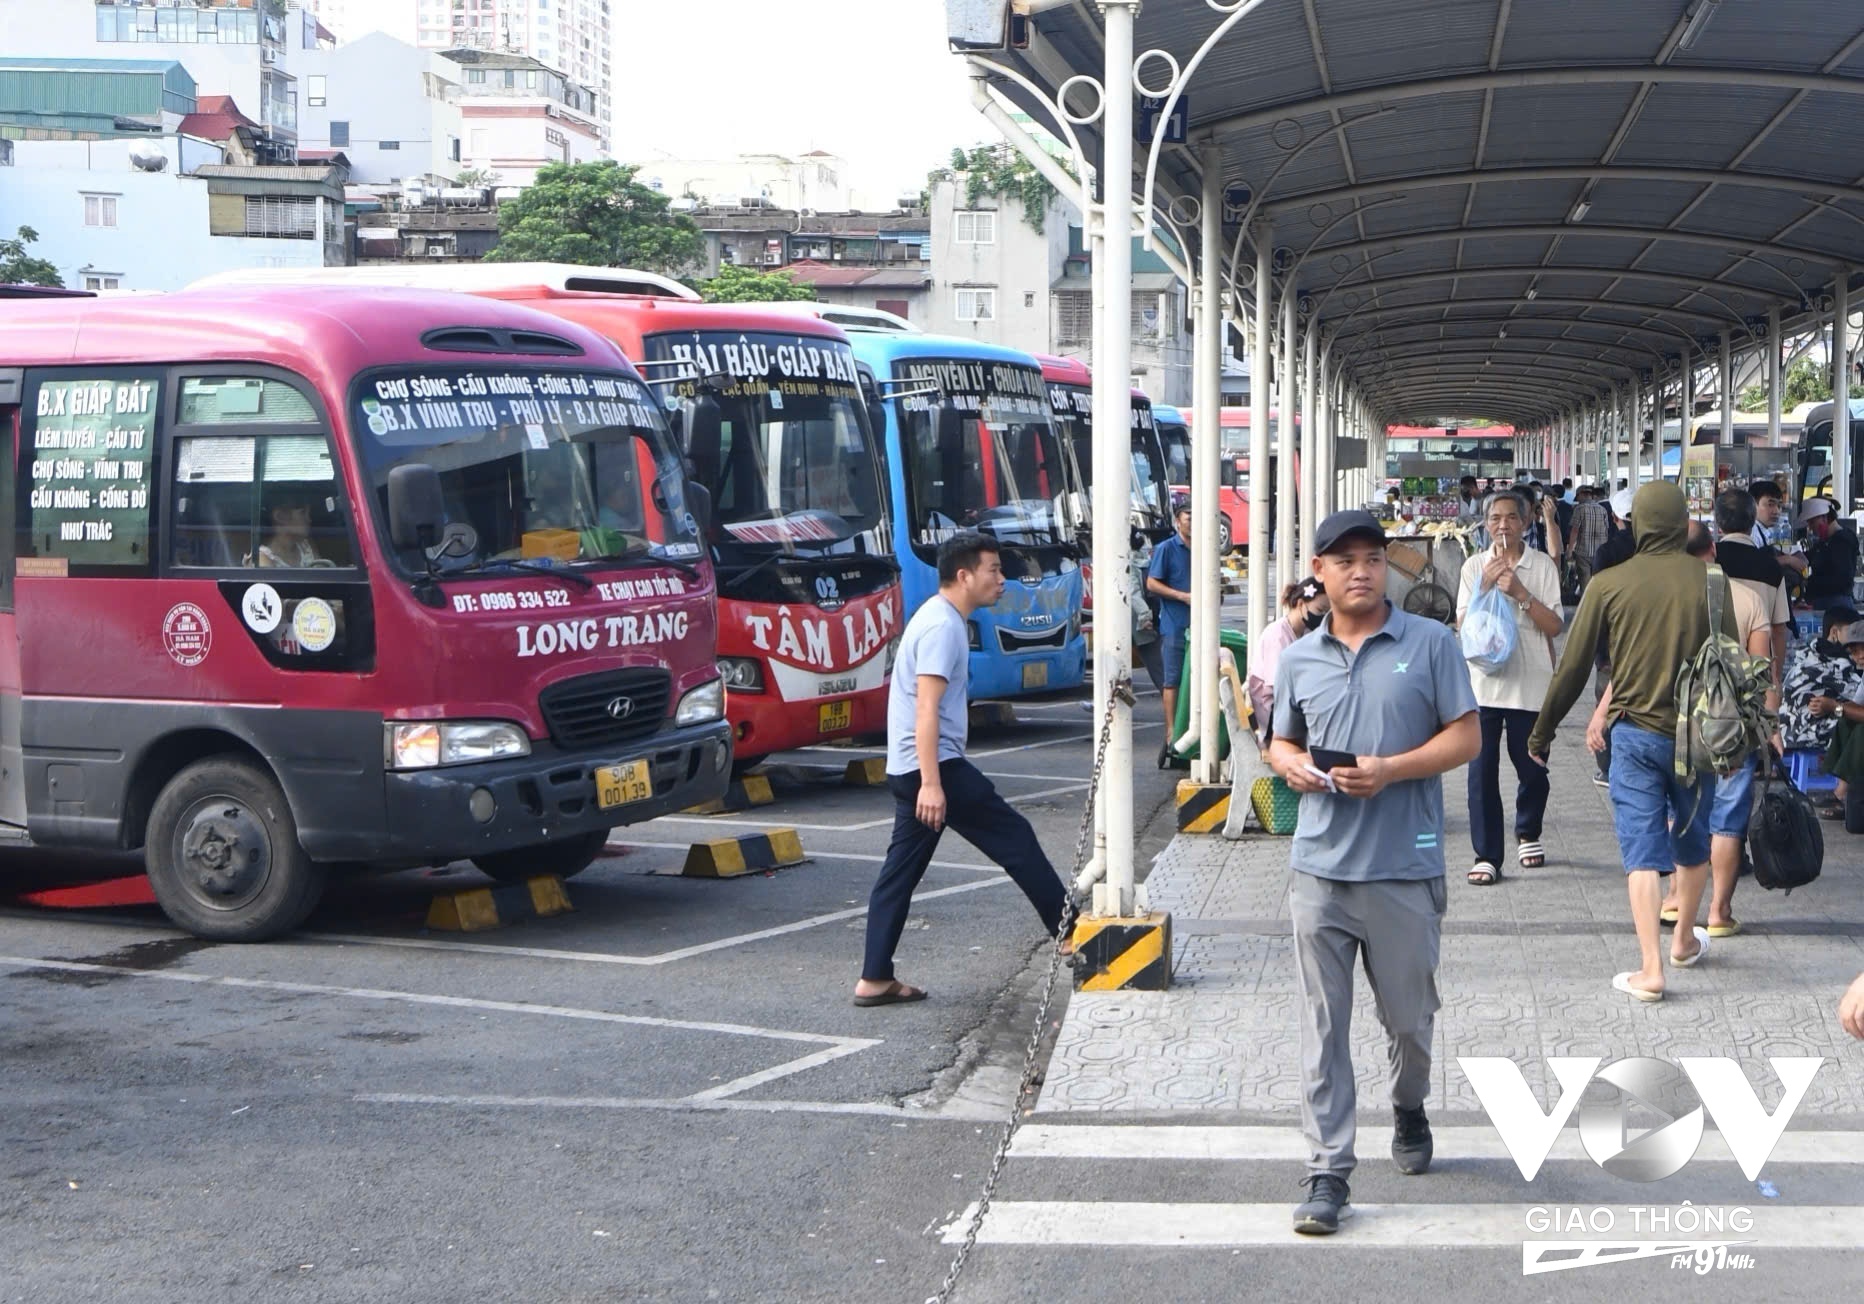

{"left": 0, "top": 287, "right": 729, "bottom": 939}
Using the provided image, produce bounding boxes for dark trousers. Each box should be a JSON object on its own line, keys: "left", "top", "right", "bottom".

{"left": 1467, "top": 706, "right": 1550, "bottom": 866}
{"left": 861, "top": 758, "right": 1067, "bottom": 982}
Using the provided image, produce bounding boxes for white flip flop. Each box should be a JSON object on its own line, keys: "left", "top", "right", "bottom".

{"left": 1612, "top": 971, "right": 1664, "bottom": 1002}
{"left": 1669, "top": 926, "right": 1711, "bottom": 969}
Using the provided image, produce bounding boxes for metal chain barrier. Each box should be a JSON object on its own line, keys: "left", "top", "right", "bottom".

{"left": 925, "top": 675, "right": 1136, "bottom": 1304}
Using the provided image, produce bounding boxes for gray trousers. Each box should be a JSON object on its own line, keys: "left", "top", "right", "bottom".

{"left": 1289, "top": 871, "right": 1447, "bottom": 1178}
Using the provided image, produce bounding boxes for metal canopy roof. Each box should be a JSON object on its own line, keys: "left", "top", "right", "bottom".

{"left": 960, "top": 0, "right": 1864, "bottom": 426}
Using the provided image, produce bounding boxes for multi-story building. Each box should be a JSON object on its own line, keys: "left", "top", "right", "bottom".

{"left": 306, "top": 0, "right": 610, "bottom": 152}
{"left": 4, "top": 1, "right": 333, "bottom": 163}
{"left": 632, "top": 150, "right": 858, "bottom": 213}
{"left": 440, "top": 47, "right": 599, "bottom": 187}
{"left": 926, "top": 179, "right": 1195, "bottom": 405}
{"left": 294, "top": 31, "right": 464, "bottom": 186}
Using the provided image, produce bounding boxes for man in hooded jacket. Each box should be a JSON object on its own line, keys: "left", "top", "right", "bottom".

{"left": 1530, "top": 482, "right": 1740, "bottom": 1002}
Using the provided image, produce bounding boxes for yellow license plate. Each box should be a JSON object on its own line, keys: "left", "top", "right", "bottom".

{"left": 1022, "top": 662, "right": 1049, "bottom": 690}
{"left": 595, "top": 759, "right": 653, "bottom": 809}
{"left": 818, "top": 699, "right": 852, "bottom": 734}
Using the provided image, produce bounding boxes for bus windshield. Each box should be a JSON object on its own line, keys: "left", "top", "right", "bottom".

{"left": 1131, "top": 403, "right": 1170, "bottom": 526}
{"left": 645, "top": 332, "right": 887, "bottom": 557}
{"left": 1158, "top": 418, "right": 1191, "bottom": 486}
{"left": 896, "top": 358, "right": 1073, "bottom": 553}
{"left": 350, "top": 366, "right": 701, "bottom": 574}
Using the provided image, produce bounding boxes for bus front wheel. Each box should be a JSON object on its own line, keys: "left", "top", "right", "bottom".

{"left": 144, "top": 757, "right": 326, "bottom": 942}
{"left": 471, "top": 829, "right": 612, "bottom": 884}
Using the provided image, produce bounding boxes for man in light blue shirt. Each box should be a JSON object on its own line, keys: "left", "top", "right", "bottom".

{"left": 855, "top": 532, "right": 1068, "bottom": 1006}
{"left": 1268, "top": 510, "right": 1481, "bottom": 1235}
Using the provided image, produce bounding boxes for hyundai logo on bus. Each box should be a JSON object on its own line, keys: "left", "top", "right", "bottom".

{"left": 605, "top": 696, "right": 635, "bottom": 721}
{"left": 1460, "top": 1055, "right": 1826, "bottom": 1182}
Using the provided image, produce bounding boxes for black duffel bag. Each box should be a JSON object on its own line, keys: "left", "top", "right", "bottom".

{"left": 1748, "top": 751, "right": 1823, "bottom": 894}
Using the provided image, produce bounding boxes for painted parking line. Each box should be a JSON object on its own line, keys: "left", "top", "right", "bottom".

{"left": 942, "top": 1201, "right": 1864, "bottom": 1249}
{"left": 356, "top": 1092, "right": 1000, "bottom": 1121}
{"left": 969, "top": 721, "right": 1163, "bottom": 758}
{"left": 0, "top": 954, "right": 878, "bottom": 1099}
{"left": 609, "top": 835, "right": 999, "bottom": 872}
{"left": 1010, "top": 1124, "right": 1864, "bottom": 1166}
{"left": 650, "top": 781, "right": 1092, "bottom": 833}
{"left": 309, "top": 876, "right": 1015, "bottom": 967}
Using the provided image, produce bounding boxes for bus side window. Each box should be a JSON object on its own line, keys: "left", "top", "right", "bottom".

{"left": 169, "top": 377, "right": 352, "bottom": 571}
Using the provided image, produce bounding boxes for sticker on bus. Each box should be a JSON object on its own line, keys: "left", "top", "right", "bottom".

{"left": 162, "top": 603, "right": 213, "bottom": 667}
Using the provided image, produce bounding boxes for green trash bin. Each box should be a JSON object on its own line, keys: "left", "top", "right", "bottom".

{"left": 1167, "top": 628, "right": 1248, "bottom": 764}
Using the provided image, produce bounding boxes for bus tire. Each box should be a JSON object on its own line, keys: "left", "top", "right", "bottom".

{"left": 1217, "top": 516, "right": 1232, "bottom": 552}
{"left": 144, "top": 757, "right": 326, "bottom": 942}
{"left": 471, "top": 829, "right": 611, "bottom": 884}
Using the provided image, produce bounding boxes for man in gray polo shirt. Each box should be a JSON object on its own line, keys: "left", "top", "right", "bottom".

{"left": 1268, "top": 509, "right": 1481, "bottom": 1235}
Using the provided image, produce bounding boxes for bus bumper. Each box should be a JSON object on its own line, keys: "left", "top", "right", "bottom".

{"left": 727, "top": 686, "right": 888, "bottom": 761}
{"left": 967, "top": 637, "right": 1087, "bottom": 700}
{"left": 374, "top": 720, "right": 732, "bottom": 862}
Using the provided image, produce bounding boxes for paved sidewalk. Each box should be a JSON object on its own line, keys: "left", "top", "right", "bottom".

{"left": 1042, "top": 724, "right": 1864, "bottom": 1120}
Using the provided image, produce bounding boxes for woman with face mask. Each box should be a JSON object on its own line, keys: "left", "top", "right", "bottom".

{"left": 1247, "top": 577, "right": 1330, "bottom": 747}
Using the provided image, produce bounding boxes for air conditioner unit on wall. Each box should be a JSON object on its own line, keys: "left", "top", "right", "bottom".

{"left": 427, "top": 246, "right": 447, "bottom": 257}
{"left": 763, "top": 251, "right": 783, "bottom": 266}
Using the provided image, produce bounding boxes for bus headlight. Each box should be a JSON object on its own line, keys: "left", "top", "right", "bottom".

{"left": 676, "top": 678, "right": 726, "bottom": 726}
{"left": 716, "top": 657, "right": 765, "bottom": 693}
{"left": 386, "top": 721, "right": 531, "bottom": 770}
{"left": 967, "top": 620, "right": 983, "bottom": 651}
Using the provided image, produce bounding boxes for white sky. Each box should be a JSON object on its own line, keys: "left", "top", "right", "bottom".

{"left": 613, "top": 1, "right": 991, "bottom": 207}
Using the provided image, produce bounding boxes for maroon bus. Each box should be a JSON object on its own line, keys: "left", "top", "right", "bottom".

{"left": 0, "top": 286, "right": 730, "bottom": 939}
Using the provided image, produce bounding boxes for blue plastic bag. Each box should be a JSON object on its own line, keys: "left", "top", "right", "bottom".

{"left": 1461, "top": 578, "right": 1518, "bottom": 673}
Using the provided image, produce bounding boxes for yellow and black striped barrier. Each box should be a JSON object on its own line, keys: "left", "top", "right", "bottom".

{"left": 684, "top": 773, "right": 776, "bottom": 815}
{"left": 682, "top": 828, "right": 807, "bottom": 878}
{"left": 843, "top": 757, "right": 889, "bottom": 787}
{"left": 426, "top": 875, "right": 573, "bottom": 932}
{"left": 1071, "top": 913, "right": 1172, "bottom": 991}
{"left": 1175, "top": 779, "right": 1230, "bottom": 834}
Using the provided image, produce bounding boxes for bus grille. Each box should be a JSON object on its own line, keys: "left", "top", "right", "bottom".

{"left": 997, "top": 625, "right": 1069, "bottom": 653}
{"left": 539, "top": 669, "right": 671, "bottom": 750}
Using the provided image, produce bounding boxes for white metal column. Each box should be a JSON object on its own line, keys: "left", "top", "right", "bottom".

{"left": 1277, "top": 290, "right": 1298, "bottom": 594}
{"left": 1835, "top": 269, "right": 1851, "bottom": 512}
{"left": 1720, "top": 331, "right": 1734, "bottom": 448}
{"left": 1191, "top": 145, "right": 1223, "bottom": 786}
{"left": 1316, "top": 341, "right": 1334, "bottom": 521}
{"left": 1677, "top": 346, "right": 1693, "bottom": 486}
{"left": 1629, "top": 373, "right": 1644, "bottom": 488}
{"left": 1247, "top": 228, "right": 1272, "bottom": 655}
{"left": 1299, "top": 325, "right": 1319, "bottom": 569}
{"left": 1092, "top": 0, "right": 1137, "bottom": 917}
{"left": 1767, "top": 306, "right": 1783, "bottom": 448}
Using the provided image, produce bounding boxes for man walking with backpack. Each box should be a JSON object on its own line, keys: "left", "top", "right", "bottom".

{"left": 1530, "top": 482, "right": 1741, "bottom": 1001}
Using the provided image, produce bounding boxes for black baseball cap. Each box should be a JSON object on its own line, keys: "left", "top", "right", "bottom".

{"left": 1312, "top": 509, "right": 1389, "bottom": 556}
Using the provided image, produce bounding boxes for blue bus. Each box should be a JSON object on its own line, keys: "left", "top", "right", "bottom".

{"left": 846, "top": 332, "right": 1087, "bottom": 700}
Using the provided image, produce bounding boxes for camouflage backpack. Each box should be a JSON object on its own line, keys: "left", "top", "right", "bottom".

{"left": 1674, "top": 564, "right": 1775, "bottom": 808}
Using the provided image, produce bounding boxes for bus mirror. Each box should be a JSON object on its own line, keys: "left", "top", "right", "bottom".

{"left": 936, "top": 402, "right": 963, "bottom": 451}
{"left": 387, "top": 463, "right": 446, "bottom": 552}
{"left": 685, "top": 479, "right": 712, "bottom": 537}
{"left": 688, "top": 393, "right": 723, "bottom": 464}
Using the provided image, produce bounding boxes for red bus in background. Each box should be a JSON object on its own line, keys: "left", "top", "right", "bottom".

{"left": 1169, "top": 407, "right": 1299, "bottom": 553}
{"left": 0, "top": 287, "right": 730, "bottom": 939}
{"left": 474, "top": 290, "right": 899, "bottom": 765}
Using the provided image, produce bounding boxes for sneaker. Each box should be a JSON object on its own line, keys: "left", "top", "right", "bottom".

{"left": 1392, "top": 1105, "right": 1434, "bottom": 1175}
{"left": 1592, "top": 771, "right": 1610, "bottom": 789}
{"left": 1292, "top": 1173, "right": 1351, "bottom": 1235}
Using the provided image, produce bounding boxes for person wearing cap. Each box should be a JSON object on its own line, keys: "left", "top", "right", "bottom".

{"left": 1530, "top": 482, "right": 1741, "bottom": 1003}
{"left": 1267, "top": 509, "right": 1481, "bottom": 1235}
{"left": 1455, "top": 489, "right": 1565, "bottom": 885}
{"left": 1247, "top": 577, "right": 1330, "bottom": 747}
{"left": 1145, "top": 498, "right": 1196, "bottom": 765}
{"left": 1801, "top": 496, "right": 1858, "bottom": 611}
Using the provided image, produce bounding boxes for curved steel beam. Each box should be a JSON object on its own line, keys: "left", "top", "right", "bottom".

{"left": 1367, "top": 376, "right": 1610, "bottom": 402}
{"left": 1296, "top": 222, "right": 1835, "bottom": 290}
{"left": 1315, "top": 263, "right": 1770, "bottom": 323}
{"left": 1359, "top": 355, "right": 1635, "bottom": 387}
{"left": 1261, "top": 165, "right": 1864, "bottom": 221}
{"left": 1334, "top": 317, "right": 1706, "bottom": 365}
{"left": 1201, "top": 66, "right": 1864, "bottom": 141}
{"left": 1327, "top": 295, "right": 1713, "bottom": 342}
{"left": 1366, "top": 338, "right": 1641, "bottom": 374}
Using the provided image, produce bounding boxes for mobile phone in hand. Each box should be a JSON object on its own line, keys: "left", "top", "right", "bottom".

{"left": 1308, "top": 747, "right": 1358, "bottom": 773}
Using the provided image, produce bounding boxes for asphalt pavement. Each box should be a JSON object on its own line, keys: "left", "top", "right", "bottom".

{"left": 0, "top": 679, "right": 1186, "bottom": 1304}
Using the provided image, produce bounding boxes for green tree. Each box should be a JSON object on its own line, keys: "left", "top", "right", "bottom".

{"left": 699, "top": 264, "right": 817, "bottom": 304}
{"left": 925, "top": 143, "right": 1058, "bottom": 232}
{"left": 1737, "top": 354, "right": 1863, "bottom": 410}
{"left": 487, "top": 161, "right": 702, "bottom": 274}
{"left": 0, "top": 226, "right": 63, "bottom": 287}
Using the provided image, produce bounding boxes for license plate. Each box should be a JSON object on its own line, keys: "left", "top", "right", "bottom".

{"left": 595, "top": 759, "right": 653, "bottom": 809}
{"left": 818, "top": 699, "right": 852, "bottom": 734}
{"left": 1022, "top": 662, "right": 1049, "bottom": 690}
